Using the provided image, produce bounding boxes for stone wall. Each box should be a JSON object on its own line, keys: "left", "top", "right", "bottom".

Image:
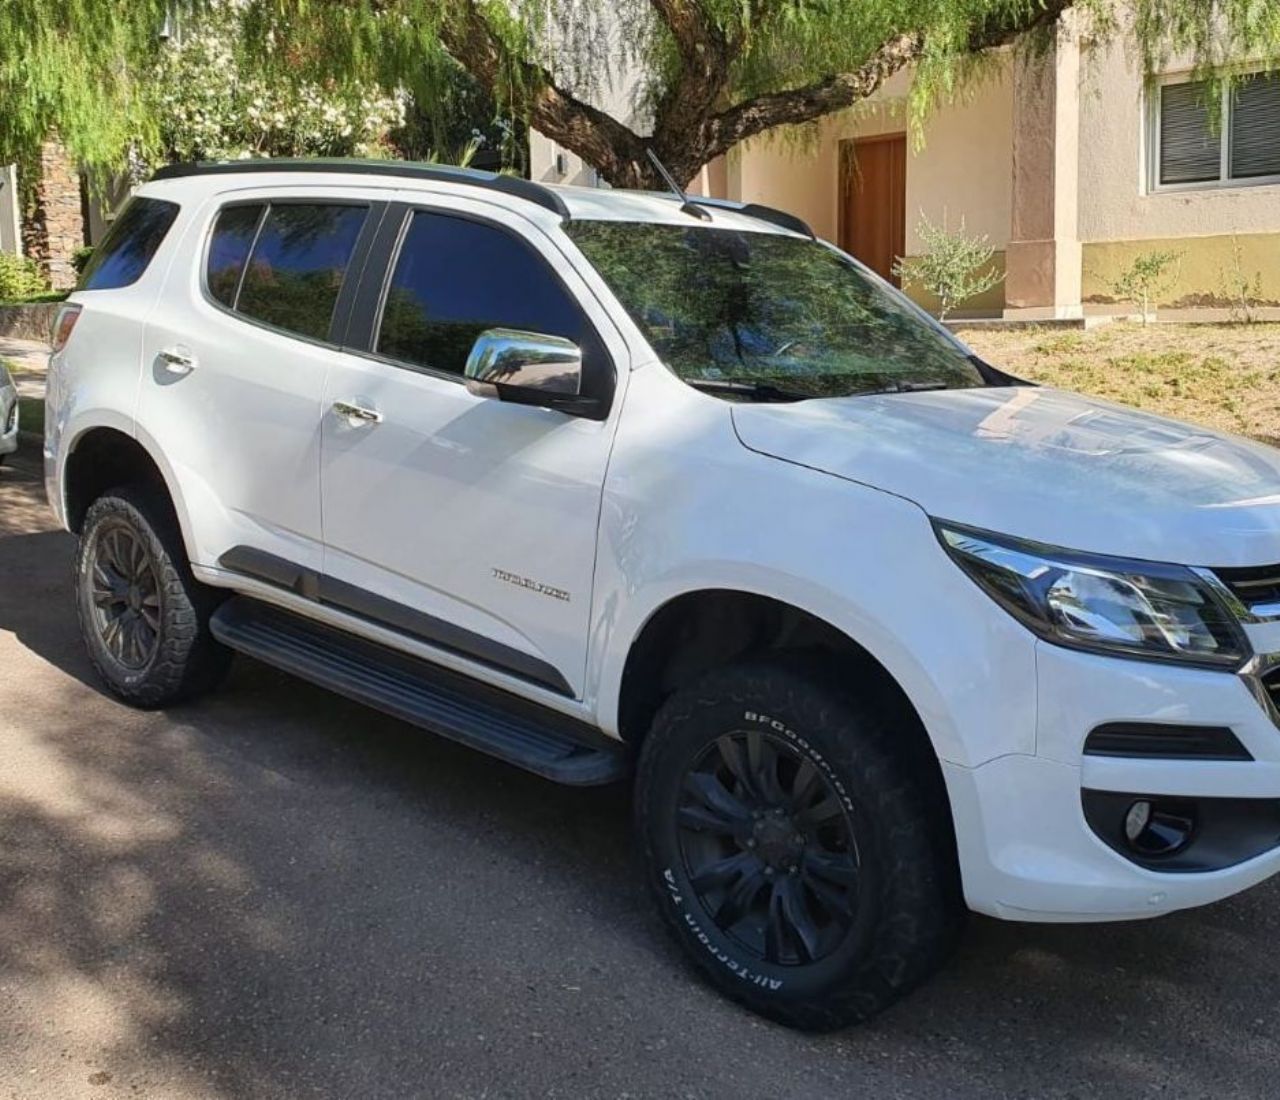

{"left": 21, "top": 140, "right": 85, "bottom": 291}
{"left": 0, "top": 302, "right": 61, "bottom": 341}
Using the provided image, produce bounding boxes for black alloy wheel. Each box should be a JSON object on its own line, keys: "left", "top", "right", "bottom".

{"left": 76, "top": 485, "right": 231, "bottom": 707}
{"left": 636, "top": 659, "right": 965, "bottom": 1030}
{"left": 88, "top": 521, "right": 163, "bottom": 670}
{"left": 676, "top": 729, "right": 860, "bottom": 966}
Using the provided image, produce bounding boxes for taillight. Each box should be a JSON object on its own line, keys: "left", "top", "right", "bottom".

{"left": 51, "top": 304, "right": 82, "bottom": 354}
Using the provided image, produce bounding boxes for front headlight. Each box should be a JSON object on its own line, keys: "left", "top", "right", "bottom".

{"left": 935, "top": 521, "right": 1249, "bottom": 669}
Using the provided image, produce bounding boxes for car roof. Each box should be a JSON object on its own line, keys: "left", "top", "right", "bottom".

{"left": 142, "top": 159, "right": 813, "bottom": 238}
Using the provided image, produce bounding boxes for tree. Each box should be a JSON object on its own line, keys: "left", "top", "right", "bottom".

{"left": 2, "top": 2, "right": 1278, "bottom": 190}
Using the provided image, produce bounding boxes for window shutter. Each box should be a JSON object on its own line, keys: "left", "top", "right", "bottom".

{"left": 1230, "top": 71, "right": 1280, "bottom": 179}
{"left": 1159, "top": 81, "right": 1221, "bottom": 184}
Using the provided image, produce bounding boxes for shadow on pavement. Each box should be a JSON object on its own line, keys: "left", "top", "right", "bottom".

{"left": 3, "top": 446, "right": 1279, "bottom": 1098}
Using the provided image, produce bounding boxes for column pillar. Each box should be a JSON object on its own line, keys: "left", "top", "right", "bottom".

{"left": 21, "top": 139, "right": 86, "bottom": 290}
{"left": 1003, "top": 16, "right": 1083, "bottom": 319}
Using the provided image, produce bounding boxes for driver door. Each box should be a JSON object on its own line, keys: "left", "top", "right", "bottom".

{"left": 318, "top": 198, "right": 624, "bottom": 701}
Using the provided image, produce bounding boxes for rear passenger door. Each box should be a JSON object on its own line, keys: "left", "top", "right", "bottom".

{"left": 318, "top": 197, "right": 625, "bottom": 702}
{"left": 138, "top": 190, "right": 383, "bottom": 575}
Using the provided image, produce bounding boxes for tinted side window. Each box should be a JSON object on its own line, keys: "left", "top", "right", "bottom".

{"left": 237, "top": 204, "right": 367, "bottom": 341}
{"left": 79, "top": 197, "right": 180, "bottom": 291}
{"left": 207, "top": 204, "right": 264, "bottom": 307}
{"left": 378, "top": 211, "right": 587, "bottom": 375}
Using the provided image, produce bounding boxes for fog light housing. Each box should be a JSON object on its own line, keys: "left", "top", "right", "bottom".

{"left": 1083, "top": 790, "right": 1280, "bottom": 872}
{"left": 1124, "top": 799, "right": 1195, "bottom": 857}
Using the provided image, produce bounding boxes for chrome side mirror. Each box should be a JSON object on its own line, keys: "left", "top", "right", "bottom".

{"left": 464, "top": 328, "right": 583, "bottom": 401}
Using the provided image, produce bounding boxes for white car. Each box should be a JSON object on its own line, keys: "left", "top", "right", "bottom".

{"left": 43, "top": 161, "right": 1280, "bottom": 1030}
{"left": 0, "top": 360, "right": 18, "bottom": 462}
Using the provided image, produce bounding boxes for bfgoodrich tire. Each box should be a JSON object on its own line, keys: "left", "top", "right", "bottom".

{"left": 636, "top": 659, "right": 964, "bottom": 1030}
{"left": 75, "top": 485, "right": 231, "bottom": 708}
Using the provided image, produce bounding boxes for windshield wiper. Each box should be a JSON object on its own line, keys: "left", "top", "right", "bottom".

{"left": 860, "top": 380, "right": 952, "bottom": 395}
{"left": 685, "top": 378, "right": 810, "bottom": 403}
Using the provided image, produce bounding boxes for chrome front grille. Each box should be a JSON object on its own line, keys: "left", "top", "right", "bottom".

{"left": 1212, "top": 564, "right": 1280, "bottom": 621}
{"left": 1265, "top": 667, "right": 1280, "bottom": 715}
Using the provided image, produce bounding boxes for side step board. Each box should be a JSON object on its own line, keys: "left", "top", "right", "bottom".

{"left": 210, "top": 597, "right": 628, "bottom": 786}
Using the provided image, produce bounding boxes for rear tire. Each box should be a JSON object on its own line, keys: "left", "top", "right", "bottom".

{"left": 635, "top": 658, "right": 964, "bottom": 1030}
{"left": 76, "top": 485, "right": 231, "bottom": 707}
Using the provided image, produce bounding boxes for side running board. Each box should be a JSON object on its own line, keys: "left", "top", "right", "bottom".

{"left": 209, "top": 597, "right": 628, "bottom": 786}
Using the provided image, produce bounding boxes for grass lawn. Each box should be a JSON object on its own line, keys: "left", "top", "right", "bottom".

{"left": 17, "top": 394, "right": 44, "bottom": 436}
{"left": 1, "top": 358, "right": 44, "bottom": 437}
{"left": 960, "top": 321, "right": 1280, "bottom": 448}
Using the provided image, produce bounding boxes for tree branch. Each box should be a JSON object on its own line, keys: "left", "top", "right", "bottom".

{"left": 438, "top": 0, "right": 650, "bottom": 186}
{"left": 704, "top": 0, "right": 1075, "bottom": 161}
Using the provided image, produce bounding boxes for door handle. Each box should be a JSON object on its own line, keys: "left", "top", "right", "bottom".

{"left": 332, "top": 400, "right": 383, "bottom": 427}
{"left": 158, "top": 347, "right": 196, "bottom": 375}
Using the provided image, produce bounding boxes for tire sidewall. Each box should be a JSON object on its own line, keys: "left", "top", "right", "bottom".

{"left": 640, "top": 682, "right": 889, "bottom": 1009}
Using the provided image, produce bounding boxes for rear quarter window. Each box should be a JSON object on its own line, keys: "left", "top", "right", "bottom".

{"left": 79, "top": 197, "right": 180, "bottom": 291}
{"left": 206, "top": 204, "right": 265, "bottom": 307}
{"left": 233, "top": 203, "right": 368, "bottom": 342}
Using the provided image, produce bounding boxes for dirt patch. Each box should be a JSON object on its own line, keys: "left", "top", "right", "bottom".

{"left": 960, "top": 321, "right": 1280, "bottom": 447}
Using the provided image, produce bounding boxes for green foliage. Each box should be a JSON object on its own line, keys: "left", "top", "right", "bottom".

{"left": 1108, "top": 249, "right": 1183, "bottom": 323}
{"left": 893, "top": 214, "right": 1004, "bottom": 320}
{"left": 390, "top": 56, "right": 525, "bottom": 172}
{"left": 1218, "top": 235, "right": 1265, "bottom": 324}
{"left": 0, "top": 253, "right": 49, "bottom": 302}
{"left": 1, "top": 1, "right": 1279, "bottom": 183}
{"left": 147, "top": 0, "right": 403, "bottom": 168}
{"left": 70, "top": 245, "right": 95, "bottom": 278}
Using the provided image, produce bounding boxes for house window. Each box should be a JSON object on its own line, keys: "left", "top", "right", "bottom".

{"left": 1153, "top": 70, "right": 1280, "bottom": 189}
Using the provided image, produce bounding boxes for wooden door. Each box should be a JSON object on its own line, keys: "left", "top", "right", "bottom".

{"left": 840, "top": 135, "right": 906, "bottom": 286}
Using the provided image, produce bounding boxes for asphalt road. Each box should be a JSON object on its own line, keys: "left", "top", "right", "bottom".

{"left": 2, "top": 444, "right": 1279, "bottom": 1099}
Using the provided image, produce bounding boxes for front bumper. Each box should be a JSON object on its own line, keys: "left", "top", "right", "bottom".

{"left": 948, "top": 638, "right": 1280, "bottom": 922}
{"left": 0, "top": 383, "right": 17, "bottom": 455}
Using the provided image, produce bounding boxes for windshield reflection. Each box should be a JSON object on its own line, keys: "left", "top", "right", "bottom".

{"left": 565, "top": 221, "right": 990, "bottom": 400}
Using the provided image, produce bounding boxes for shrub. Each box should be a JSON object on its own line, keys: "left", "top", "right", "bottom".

{"left": 893, "top": 214, "right": 1004, "bottom": 321}
{"left": 71, "top": 245, "right": 95, "bottom": 278}
{"left": 1218, "top": 235, "right": 1264, "bottom": 324}
{"left": 0, "top": 252, "right": 49, "bottom": 301}
{"left": 1107, "top": 249, "right": 1182, "bottom": 324}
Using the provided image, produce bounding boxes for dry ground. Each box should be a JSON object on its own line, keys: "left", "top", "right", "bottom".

{"left": 961, "top": 321, "right": 1280, "bottom": 446}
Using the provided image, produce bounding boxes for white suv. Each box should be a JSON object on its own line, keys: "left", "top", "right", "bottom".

{"left": 44, "top": 160, "right": 1280, "bottom": 1029}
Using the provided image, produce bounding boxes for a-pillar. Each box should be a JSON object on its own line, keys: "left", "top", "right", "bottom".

{"left": 1003, "top": 16, "right": 1083, "bottom": 319}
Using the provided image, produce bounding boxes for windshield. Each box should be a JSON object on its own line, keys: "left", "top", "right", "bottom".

{"left": 564, "top": 221, "right": 987, "bottom": 400}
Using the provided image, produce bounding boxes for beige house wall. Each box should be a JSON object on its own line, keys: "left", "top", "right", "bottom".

{"left": 1078, "top": 39, "right": 1280, "bottom": 243}
{"left": 727, "top": 65, "right": 1014, "bottom": 256}
{"left": 1076, "top": 37, "right": 1280, "bottom": 306}
{"left": 0, "top": 165, "right": 20, "bottom": 256}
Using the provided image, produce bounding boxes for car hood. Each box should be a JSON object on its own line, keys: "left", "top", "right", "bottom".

{"left": 732, "top": 386, "right": 1280, "bottom": 567}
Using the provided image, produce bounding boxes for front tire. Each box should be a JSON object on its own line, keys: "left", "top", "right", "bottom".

{"left": 636, "top": 659, "right": 963, "bottom": 1030}
{"left": 76, "top": 485, "right": 231, "bottom": 707}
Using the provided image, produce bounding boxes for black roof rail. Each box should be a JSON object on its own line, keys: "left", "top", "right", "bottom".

{"left": 149, "top": 158, "right": 571, "bottom": 220}
{"left": 686, "top": 196, "right": 816, "bottom": 238}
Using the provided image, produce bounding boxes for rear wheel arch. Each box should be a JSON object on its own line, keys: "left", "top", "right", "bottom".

{"left": 63, "top": 427, "right": 186, "bottom": 545}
